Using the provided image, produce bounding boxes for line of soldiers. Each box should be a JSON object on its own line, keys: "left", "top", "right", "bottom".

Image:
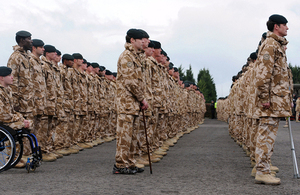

{"left": 4, "top": 29, "right": 206, "bottom": 169}
{"left": 216, "top": 14, "right": 292, "bottom": 185}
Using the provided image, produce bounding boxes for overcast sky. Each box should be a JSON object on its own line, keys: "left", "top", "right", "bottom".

{"left": 1, "top": 0, "right": 300, "bottom": 98}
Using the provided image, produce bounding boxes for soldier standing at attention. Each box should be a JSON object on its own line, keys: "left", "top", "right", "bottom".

{"left": 113, "top": 29, "right": 148, "bottom": 174}
{"left": 7, "top": 30, "right": 34, "bottom": 167}
{"left": 253, "top": 14, "right": 292, "bottom": 185}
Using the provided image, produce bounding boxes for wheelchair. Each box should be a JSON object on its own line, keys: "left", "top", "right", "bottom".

{"left": 0, "top": 124, "right": 42, "bottom": 173}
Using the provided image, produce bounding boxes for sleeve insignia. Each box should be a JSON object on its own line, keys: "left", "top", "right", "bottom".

{"left": 263, "top": 54, "right": 270, "bottom": 61}
{"left": 127, "top": 62, "right": 133, "bottom": 68}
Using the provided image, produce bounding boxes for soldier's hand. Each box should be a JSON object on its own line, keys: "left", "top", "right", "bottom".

{"left": 141, "top": 99, "right": 149, "bottom": 110}
{"left": 23, "top": 120, "right": 30, "bottom": 128}
{"left": 262, "top": 102, "right": 270, "bottom": 109}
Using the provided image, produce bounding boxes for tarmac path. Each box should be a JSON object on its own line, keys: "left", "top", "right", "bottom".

{"left": 1, "top": 119, "right": 300, "bottom": 195}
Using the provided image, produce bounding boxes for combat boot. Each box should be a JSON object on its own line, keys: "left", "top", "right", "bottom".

{"left": 51, "top": 151, "right": 63, "bottom": 159}
{"left": 77, "top": 142, "right": 93, "bottom": 149}
{"left": 95, "top": 138, "right": 105, "bottom": 145}
{"left": 70, "top": 144, "right": 84, "bottom": 151}
{"left": 154, "top": 149, "right": 167, "bottom": 156}
{"left": 66, "top": 148, "right": 79, "bottom": 154}
{"left": 13, "top": 159, "right": 26, "bottom": 168}
{"left": 136, "top": 157, "right": 150, "bottom": 166}
{"left": 55, "top": 149, "right": 71, "bottom": 156}
{"left": 255, "top": 174, "right": 281, "bottom": 185}
{"left": 251, "top": 167, "right": 276, "bottom": 177}
{"left": 270, "top": 165, "right": 279, "bottom": 173}
{"left": 42, "top": 153, "right": 57, "bottom": 162}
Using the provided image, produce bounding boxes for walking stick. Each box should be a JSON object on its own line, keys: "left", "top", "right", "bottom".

{"left": 287, "top": 117, "right": 300, "bottom": 178}
{"left": 142, "top": 109, "right": 152, "bottom": 174}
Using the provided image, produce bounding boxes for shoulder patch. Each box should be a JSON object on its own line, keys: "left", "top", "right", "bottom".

{"left": 263, "top": 54, "right": 270, "bottom": 61}
{"left": 127, "top": 62, "right": 133, "bottom": 68}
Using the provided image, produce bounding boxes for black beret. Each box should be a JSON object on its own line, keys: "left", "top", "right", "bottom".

{"left": 127, "top": 29, "right": 144, "bottom": 39}
{"left": 112, "top": 72, "right": 117, "bottom": 77}
{"left": 44, "top": 45, "right": 56, "bottom": 53}
{"left": 16, "top": 30, "right": 31, "bottom": 38}
{"left": 269, "top": 14, "right": 288, "bottom": 24}
{"left": 99, "top": 66, "right": 106, "bottom": 71}
{"left": 167, "top": 56, "right": 170, "bottom": 61}
{"left": 87, "top": 62, "right": 91, "bottom": 67}
{"left": 105, "top": 70, "right": 112, "bottom": 75}
{"left": 174, "top": 67, "right": 178, "bottom": 72}
{"left": 250, "top": 52, "right": 257, "bottom": 60}
{"left": 184, "top": 82, "right": 191, "bottom": 88}
{"left": 32, "top": 39, "right": 44, "bottom": 47}
{"left": 56, "top": 50, "right": 61, "bottom": 56}
{"left": 62, "top": 54, "right": 74, "bottom": 61}
{"left": 262, "top": 32, "right": 267, "bottom": 39}
{"left": 83, "top": 59, "right": 87, "bottom": 64}
{"left": 91, "top": 62, "right": 99, "bottom": 68}
{"left": 151, "top": 40, "right": 161, "bottom": 49}
{"left": 148, "top": 41, "right": 155, "bottom": 48}
{"left": 161, "top": 49, "right": 167, "bottom": 57}
{"left": 72, "top": 53, "right": 83, "bottom": 59}
{"left": 169, "top": 62, "right": 174, "bottom": 69}
{"left": 139, "top": 29, "right": 149, "bottom": 38}
{"left": 0, "top": 66, "right": 12, "bottom": 77}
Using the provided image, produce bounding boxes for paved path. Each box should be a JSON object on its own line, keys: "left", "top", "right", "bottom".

{"left": 1, "top": 119, "right": 300, "bottom": 194}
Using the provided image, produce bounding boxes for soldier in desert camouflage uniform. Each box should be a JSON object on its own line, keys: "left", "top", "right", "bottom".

{"left": 41, "top": 45, "right": 59, "bottom": 161}
{"left": 252, "top": 14, "right": 292, "bottom": 185}
{"left": 113, "top": 29, "right": 148, "bottom": 174}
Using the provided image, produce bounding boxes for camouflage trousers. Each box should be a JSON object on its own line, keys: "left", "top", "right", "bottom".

{"left": 79, "top": 115, "right": 89, "bottom": 143}
{"left": 296, "top": 111, "right": 299, "bottom": 122}
{"left": 107, "top": 112, "right": 117, "bottom": 137}
{"left": 157, "top": 113, "right": 168, "bottom": 145}
{"left": 152, "top": 108, "right": 160, "bottom": 149}
{"left": 250, "top": 118, "right": 259, "bottom": 162}
{"left": 137, "top": 114, "right": 156, "bottom": 155}
{"left": 94, "top": 114, "right": 102, "bottom": 138}
{"left": 73, "top": 115, "right": 81, "bottom": 144}
{"left": 87, "top": 112, "right": 95, "bottom": 142}
{"left": 244, "top": 117, "right": 252, "bottom": 150}
{"left": 100, "top": 114, "right": 109, "bottom": 138}
{"left": 115, "top": 114, "right": 139, "bottom": 168}
{"left": 53, "top": 116, "right": 70, "bottom": 150}
{"left": 34, "top": 115, "right": 48, "bottom": 153}
{"left": 255, "top": 117, "right": 280, "bottom": 175}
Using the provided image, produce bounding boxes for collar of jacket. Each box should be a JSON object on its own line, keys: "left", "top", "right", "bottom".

{"left": 125, "top": 42, "right": 145, "bottom": 55}
{"left": 267, "top": 31, "right": 288, "bottom": 46}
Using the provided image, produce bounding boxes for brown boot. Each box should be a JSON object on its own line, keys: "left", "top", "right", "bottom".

{"left": 255, "top": 174, "right": 281, "bottom": 185}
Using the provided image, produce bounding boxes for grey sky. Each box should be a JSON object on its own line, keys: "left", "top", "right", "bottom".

{"left": 1, "top": 0, "right": 299, "bottom": 98}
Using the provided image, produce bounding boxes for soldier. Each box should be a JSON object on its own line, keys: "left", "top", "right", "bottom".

{"left": 113, "top": 29, "right": 148, "bottom": 174}
{"left": 0, "top": 66, "right": 32, "bottom": 168}
{"left": 7, "top": 30, "right": 34, "bottom": 165}
{"left": 41, "top": 45, "right": 59, "bottom": 161}
{"left": 28, "top": 39, "right": 49, "bottom": 162}
{"left": 252, "top": 14, "right": 291, "bottom": 185}
{"left": 60, "top": 54, "right": 79, "bottom": 154}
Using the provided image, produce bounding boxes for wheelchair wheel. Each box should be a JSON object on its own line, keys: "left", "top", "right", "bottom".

{"left": 10, "top": 138, "right": 23, "bottom": 168}
{"left": 0, "top": 127, "right": 16, "bottom": 172}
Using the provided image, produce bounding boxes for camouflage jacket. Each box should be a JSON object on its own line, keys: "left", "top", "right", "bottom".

{"left": 148, "top": 56, "right": 162, "bottom": 108}
{"left": 70, "top": 68, "right": 82, "bottom": 115}
{"left": 79, "top": 71, "right": 88, "bottom": 115}
{"left": 7, "top": 45, "right": 34, "bottom": 113}
{"left": 29, "top": 53, "right": 46, "bottom": 116}
{"left": 0, "top": 84, "right": 25, "bottom": 129}
{"left": 41, "top": 56, "right": 57, "bottom": 116}
{"left": 116, "top": 43, "right": 145, "bottom": 115}
{"left": 61, "top": 65, "right": 74, "bottom": 113}
{"left": 253, "top": 31, "right": 292, "bottom": 117}
{"left": 53, "top": 64, "right": 66, "bottom": 117}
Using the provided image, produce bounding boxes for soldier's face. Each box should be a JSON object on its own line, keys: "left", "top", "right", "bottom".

{"left": 142, "top": 38, "right": 150, "bottom": 49}
{"left": 65, "top": 60, "right": 74, "bottom": 67}
{"left": 132, "top": 38, "right": 144, "bottom": 50}
{"left": 2, "top": 74, "right": 13, "bottom": 86}
{"left": 82, "top": 63, "right": 87, "bottom": 71}
{"left": 276, "top": 23, "right": 288, "bottom": 37}
{"left": 94, "top": 67, "right": 100, "bottom": 74}
{"left": 47, "top": 52, "right": 57, "bottom": 61}
{"left": 153, "top": 48, "right": 161, "bottom": 57}
{"left": 22, "top": 37, "right": 33, "bottom": 50}
{"left": 35, "top": 46, "right": 44, "bottom": 56}
{"left": 55, "top": 55, "right": 61, "bottom": 63}
{"left": 144, "top": 47, "right": 154, "bottom": 57}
